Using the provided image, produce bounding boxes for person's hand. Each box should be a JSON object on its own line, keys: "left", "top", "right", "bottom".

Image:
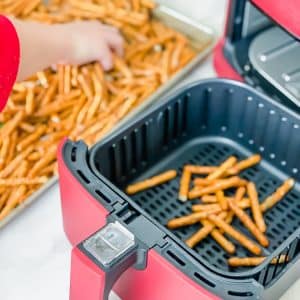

{"left": 59, "top": 21, "right": 124, "bottom": 70}
{"left": 10, "top": 18, "right": 124, "bottom": 81}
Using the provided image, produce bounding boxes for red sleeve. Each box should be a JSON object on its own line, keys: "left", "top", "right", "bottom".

{"left": 0, "top": 16, "right": 20, "bottom": 112}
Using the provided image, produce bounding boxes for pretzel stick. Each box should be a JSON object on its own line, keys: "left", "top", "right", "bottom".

{"left": 22, "top": 0, "right": 41, "bottom": 16}
{"left": 260, "top": 179, "right": 295, "bottom": 212}
{"left": 0, "top": 146, "right": 33, "bottom": 178}
{"left": 114, "top": 55, "right": 132, "bottom": 79}
{"left": 228, "top": 255, "right": 289, "bottom": 267}
{"left": 192, "top": 204, "right": 221, "bottom": 212}
{"left": 27, "top": 152, "right": 41, "bottom": 161}
{"left": 5, "top": 131, "right": 18, "bottom": 164}
{"left": 71, "top": 66, "right": 78, "bottom": 87}
{"left": 141, "top": 0, "right": 156, "bottom": 9}
{"left": 168, "top": 209, "right": 221, "bottom": 230}
{"left": 210, "top": 226, "right": 236, "bottom": 254}
{"left": 39, "top": 162, "right": 57, "bottom": 176}
{"left": 224, "top": 211, "right": 235, "bottom": 225}
{"left": 28, "top": 146, "right": 57, "bottom": 178}
{"left": 201, "top": 195, "right": 250, "bottom": 207}
{"left": 0, "top": 190, "right": 10, "bottom": 211}
{"left": 185, "top": 220, "right": 215, "bottom": 248}
{"left": 42, "top": 77, "right": 58, "bottom": 105}
{"left": 171, "top": 36, "right": 186, "bottom": 70}
{"left": 217, "top": 190, "right": 228, "bottom": 210}
{"left": 201, "top": 195, "right": 218, "bottom": 203}
{"left": 207, "top": 156, "right": 237, "bottom": 180}
{"left": 227, "top": 154, "right": 261, "bottom": 175}
{"left": 235, "top": 186, "right": 246, "bottom": 202}
{"left": 126, "top": 170, "right": 177, "bottom": 195}
{"left": 185, "top": 212, "right": 227, "bottom": 247}
{"left": 131, "top": 0, "right": 140, "bottom": 11}
{"left": 36, "top": 71, "right": 48, "bottom": 88}
{"left": 0, "top": 177, "right": 48, "bottom": 186}
{"left": 68, "top": 0, "right": 106, "bottom": 17}
{"left": 0, "top": 110, "right": 24, "bottom": 138}
{"left": 194, "top": 178, "right": 222, "bottom": 186}
{"left": 227, "top": 198, "right": 269, "bottom": 247}
{"left": 247, "top": 182, "right": 266, "bottom": 232}
{"left": 178, "top": 167, "right": 191, "bottom": 202}
{"left": 0, "top": 185, "right": 27, "bottom": 221}
{"left": 58, "top": 65, "right": 64, "bottom": 94}
{"left": 208, "top": 214, "right": 262, "bottom": 255}
{"left": 184, "top": 165, "right": 217, "bottom": 174}
{"left": 17, "top": 125, "right": 46, "bottom": 151}
{"left": 77, "top": 73, "right": 93, "bottom": 100}
{"left": 36, "top": 96, "right": 80, "bottom": 116}
{"left": 64, "top": 65, "right": 71, "bottom": 94}
{"left": 188, "top": 177, "right": 247, "bottom": 199}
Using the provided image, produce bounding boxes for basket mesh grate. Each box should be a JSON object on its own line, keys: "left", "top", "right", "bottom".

{"left": 130, "top": 140, "right": 300, "bottom": 272}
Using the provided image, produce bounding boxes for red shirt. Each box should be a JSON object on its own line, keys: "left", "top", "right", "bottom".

{"left": 0, "top": 16, "right": 20, "bottom": 111}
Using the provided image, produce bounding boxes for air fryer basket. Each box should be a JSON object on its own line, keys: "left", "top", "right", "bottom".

{"left": 89, "top": 79, "right": 300, "bottom": 288}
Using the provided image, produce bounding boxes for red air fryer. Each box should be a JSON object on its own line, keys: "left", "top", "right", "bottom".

{"left": 58, "top": 1, "right": 300, "bottom": 300}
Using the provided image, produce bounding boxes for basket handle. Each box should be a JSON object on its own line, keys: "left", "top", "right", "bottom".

{"left": 70, "top": 222, "right": 138, "bottom": 300}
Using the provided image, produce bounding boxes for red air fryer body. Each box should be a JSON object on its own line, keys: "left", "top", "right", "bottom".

{"left": 58, "top": 140, "right": 220, "bottom": 300}
{"left": 59, "top": 1, "right": 300, "bottom": 299}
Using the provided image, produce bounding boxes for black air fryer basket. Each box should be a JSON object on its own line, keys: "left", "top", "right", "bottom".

{"left": 86, "top": 79, "right": 300, "bottom": 298}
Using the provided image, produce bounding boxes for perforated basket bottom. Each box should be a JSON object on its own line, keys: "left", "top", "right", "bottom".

{"left": 128, "top": 136, "right": 300, "bottom": 272}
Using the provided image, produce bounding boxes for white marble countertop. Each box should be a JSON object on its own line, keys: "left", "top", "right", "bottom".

{"left": 0, "top": 1, "right": 299, "bottom": 300}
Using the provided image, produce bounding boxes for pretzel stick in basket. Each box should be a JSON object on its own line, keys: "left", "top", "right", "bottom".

{"left": 227, "top": 154, "right": 261, "bottom": 176}
{"left": 201, "top": 195, "right": 218, "bottom": 203}
{"left": 227, "top": 198, "right": 269, "bottom": 247}
{"left": 235, "top": 186, "right": 246, "bottom": 202}
{"left": 228, "top": 255, "right": 289, "bottom": 267}
{"left": 178, "top": 166, "right": 191, "bottom": 202}
{"left": 217, "top": 190, "right": 228, "bottom": 210}
{"left": 209, "top": 225, "right": 236, "bottom": 254}
{"left": 193, "top": 198, "right": 251, "bottom": 211}
{"left": 185, "top": 165, "right": 217, "bottom": 174}
{"left": 192, "top": 204, "right": 221, "bottom": 212}
{"left": 260, "top": 179, "right": 295, "bottom": 212}
{"left": 185, "top": 212, "right": 227, "bottom": 247}
{"left": 247, "top": 182, "right": 266, "bottom": 233}
{"left": 126, "top": 170, "right": 177, "bottom": 195}
{"left": 167, "top": 209, "right": 221, "bottom": 230}
{"left": 207, "top": 156, "right": 237, "bottom": 180}
{"left": 189, "top": 177, "right": 247, "bottom": 199}
{"left": 194, "top": 178, "right": 222, "bottom": 187}
{"left": 208, "top": 214, "right": 262, "bottom": 255}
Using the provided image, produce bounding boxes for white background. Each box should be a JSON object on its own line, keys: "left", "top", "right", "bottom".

{"left": 0, "top": 1, "right": 299, "bottom": 299}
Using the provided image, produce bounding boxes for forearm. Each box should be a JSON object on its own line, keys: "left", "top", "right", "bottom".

{"left": 10, "top": 17, "right": 71, "bottom": 81}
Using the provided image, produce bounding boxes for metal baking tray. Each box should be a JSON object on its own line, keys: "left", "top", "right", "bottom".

{"left": 0, "top": 4, "right": 216, "bottom": 229}
{"left": 249, "top": 26, "right": 300, "bottom": 107}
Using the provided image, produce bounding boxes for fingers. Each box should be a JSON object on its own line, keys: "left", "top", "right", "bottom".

{"left": 96, "top": 42, "right": 113, "bottom": 71}
{"left": 102, "top": 27, "right": 124, "bottom": 57}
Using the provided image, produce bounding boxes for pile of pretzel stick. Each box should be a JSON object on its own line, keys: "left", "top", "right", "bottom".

{"left": 126, "top": 154, "right": 295, "bottom": 268}
{"left": 0, "top": 0, "right": 200, "bottom": 222}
